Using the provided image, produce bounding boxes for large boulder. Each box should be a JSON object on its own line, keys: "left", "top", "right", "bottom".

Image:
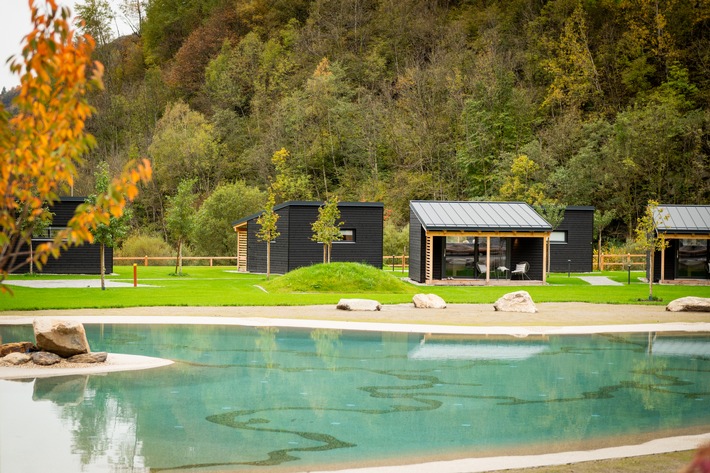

{"left": 33, "top": 319, "right": 90, "bottom": 358}
{"left": 413, "top": 294, "right": 447, "bottom": 309}
{"left": 336, "top": 299, "right": 382, "bottom": 311}
{"left": 493, "top": 291, "right": 538, "bottom": 314}
{"left": 666, "top": 297, "right": 710, "bottom": 312}
{"left": 0, "top": 341, "right": 35, "bottom": 357}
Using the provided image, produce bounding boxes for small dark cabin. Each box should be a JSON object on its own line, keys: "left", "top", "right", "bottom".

{"left": 232, "top": 201, "right": 384, "bottom": 274}
{"left": 549, "top": 206, "right": 594, "bottom": 273}
{"left": 409, "top": 201, "right": 552, "bottom": 284}
{"left": 651, "top": 204, "right": 710, "bottom": 283}
{"left": 13, "top": 197, "right": 111, "bottom": 274}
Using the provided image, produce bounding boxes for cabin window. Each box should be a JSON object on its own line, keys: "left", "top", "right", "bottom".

{"left": 338, "top": 229, "right": 355, "bottom": 242}
{"left": 550, "top": 231, "right": 568, "bottom": 244}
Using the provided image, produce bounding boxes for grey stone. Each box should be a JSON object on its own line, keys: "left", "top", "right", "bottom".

{"left": 493, "top": 291, "right": 538, "bottom": 314}
{"left": 666, "top": 297, "right": 710, "bottom": 313}
{"left": 413, "top": 294, "right": 447, "bottom": 309}
{"left": 31, "top": 351, "right": 62, "bottom": 366}
{"left": 0, "top": 341, "right": 35, "bottom": 357}
{"left": 3, "top": 352, "right": 31, "bottom": 365}
{"left": 336, "top": 299, "right": 382, "bottom": 311}
{"left": 33, "top": 319, "right": 90, "bottom": 358}
{"left": 67, "top": 352, "right": 107, "bottom": 363}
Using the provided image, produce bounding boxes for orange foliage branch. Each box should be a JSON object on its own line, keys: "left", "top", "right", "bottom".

{"left": 0, "top": 0, "right": 152, "bottom": 283}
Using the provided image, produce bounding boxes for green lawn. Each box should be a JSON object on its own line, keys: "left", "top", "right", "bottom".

{"left": 1, "top": 265, "right": 709, "bottom": 311}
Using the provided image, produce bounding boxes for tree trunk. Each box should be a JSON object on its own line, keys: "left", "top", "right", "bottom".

{"left": 100, "top": 243, "right": 106, "bottom": 291}
{"left": 323, "top": 244, "right": 327, "bottom": 264}
{"left": 176, "top": 241, "right": 182, "bottom": 275}
{"left": 597, "top": 231, "right": 602, "bottom": 271}
{"left": 266, "top": 241, "right": 271, "bottom": 280}
{"left": 648, "top": 251, "right": 654, "bottom": 301}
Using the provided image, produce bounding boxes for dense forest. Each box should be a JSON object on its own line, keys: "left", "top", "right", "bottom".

{"left": 5, "top": 0, "right": 710, "bottom": 256}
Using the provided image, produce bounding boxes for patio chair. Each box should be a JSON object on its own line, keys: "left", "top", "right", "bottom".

{"left": 477, "top": 263, "right": 488, "bottom": 279}
{"left": 511, "top": 261, "right": 530, "bottom": 280}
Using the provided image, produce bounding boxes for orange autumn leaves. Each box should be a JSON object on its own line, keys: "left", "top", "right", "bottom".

{"left": 0, "top": 0, "right": 151, "bottom": 280}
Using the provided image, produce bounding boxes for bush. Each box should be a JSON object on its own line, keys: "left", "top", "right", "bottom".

{"left": 117, "top": 233, "right": 174, "bottom": 265}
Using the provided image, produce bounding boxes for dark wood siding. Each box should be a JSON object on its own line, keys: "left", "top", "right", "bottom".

{"left": 11, "top": 198, "right": 111, "bottom": 274}
{"left": 510, "top": 237, "right": 545, "bottom": 280}
{"left": 408, "top": 211, "right": 424, "bottom": 282}
{"left": 245, "top": 202, "right": 383, "bottom": 275}
{"left": 246, "top": 206, "right": 289, "bottom": 275}
{"left": 14, "top": 241, "right": 111, "bottom": 274}
{"left": 550, "top": 207, "right": 594, "bottom": 272}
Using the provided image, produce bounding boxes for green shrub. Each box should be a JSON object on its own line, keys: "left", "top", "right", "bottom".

{"left": 117, "top": 233, "right": 174, "bottom": 265}
{"left": 264, "top": 262, "right": 414, "bottom": 293}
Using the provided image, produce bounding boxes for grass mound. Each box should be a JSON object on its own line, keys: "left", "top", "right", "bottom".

{"left": 264, "top": 262, "right": 413, "bottom": 293}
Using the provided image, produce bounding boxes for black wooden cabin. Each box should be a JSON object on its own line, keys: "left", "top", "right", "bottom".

{"left": 651, "top": 204, "right": 710, "bottom": 283}
{"left": 13, "top": 197, "right": 111, "bottom": 274}
{"left": 232, "top": 201, "right": 384, "bottom": 274}
{"left": 409, "top": 201, "right": 552, "bottom": 284}
{"left": 549, "top": 206, "right": 594, "bottom": 273}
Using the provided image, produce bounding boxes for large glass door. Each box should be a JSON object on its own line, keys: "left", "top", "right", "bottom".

{"left": 677, "top": 239, "right": 709, "bottom": 279}
{"left": 445, "top": 237, "right": 508, "bottom": 279}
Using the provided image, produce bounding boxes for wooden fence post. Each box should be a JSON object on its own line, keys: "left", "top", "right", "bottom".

{"left": 144, "top": 255, "right": 148, "bottom": 267}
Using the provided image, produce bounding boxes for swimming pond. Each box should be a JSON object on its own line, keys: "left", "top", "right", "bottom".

{"left": 1, "top": 324, "right": 709, "bottom": 472}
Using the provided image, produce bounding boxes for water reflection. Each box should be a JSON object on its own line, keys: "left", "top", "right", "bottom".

{"left": 1, "top": 326, "right": 709, "bottom": 473}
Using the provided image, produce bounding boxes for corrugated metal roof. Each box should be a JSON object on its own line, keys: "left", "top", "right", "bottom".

{"left": 655, "top": 205, "right": 710, "bottom": 233}
{"left": 410, "top": 201, "right": 552, "bottom": 232}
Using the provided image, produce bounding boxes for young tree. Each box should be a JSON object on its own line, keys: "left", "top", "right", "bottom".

{"left": 634, "top": 200, "right": 668, "bottom": 301}
{"left": 311, "top": 196, "right": 343, "bottom": 263}
{"left": 256, "top": 189, "right": 280, "bottom": 280}
{"left": 0, "top": 0, "right": 151, "bottom": 288}
{"left": 87, "top": 163, "right": 132, "bottom": 290}
{"left": 165, "top": 179, "right": 198, "bottom": 276}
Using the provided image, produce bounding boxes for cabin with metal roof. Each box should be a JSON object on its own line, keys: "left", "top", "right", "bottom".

{"left": 232, "top": 201, "right": 383, "bottom": 275}
{"left": 652, "top": 204, "right": 710, "bottom": 283}
{"left": 409, "top": 201, "right": 552, "bottom": 284}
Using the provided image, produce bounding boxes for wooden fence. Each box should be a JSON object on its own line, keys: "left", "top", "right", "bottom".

{"left": 384, "top": 255, "right": 409, "bottom": 272}
{"left": 113, "top": 256, "right": 238, "bottom": 267}
{"left": 596, "top": 253, "right": 646, "bottom": 271}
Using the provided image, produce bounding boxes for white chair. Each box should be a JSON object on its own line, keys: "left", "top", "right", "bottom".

{"left": 477, "top": 263, "right": 488, "bottom": 279}
{"left": 511, "top": 262, "right": 530, "bottom": 280}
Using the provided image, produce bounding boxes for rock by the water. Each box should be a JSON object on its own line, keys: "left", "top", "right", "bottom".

{"left": 68, "top": 352, "right": 107, "bottom": 364}
{"left": 493, "top": 291, "right": 537, "bottom": 313}
{"left": 3, "top": 352, "right": 31, "bottom": 365}
{"left": 0, "top": 341, "right": 35, "bottom": 357}
{"left": 33, "top": 319, "right": 90, "bottom": 358}
{"left": 336, "top": 299, "right": 382, "bottom": 311}
{"left": 413, "top": 294, "right": 447, "bottom": 309}
{"left": 666, "top": 297, "right": 710, "bottom": 312}
{"left": 31, "top": 351, "right": 62, "bottom": 366}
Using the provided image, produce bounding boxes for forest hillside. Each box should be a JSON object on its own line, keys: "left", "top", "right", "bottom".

{"left": 4, "top": 0, "right": 709, "bottom": 255}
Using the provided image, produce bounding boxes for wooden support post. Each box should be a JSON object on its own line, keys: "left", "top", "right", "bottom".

{"left": 425, "top": 234, "right": 433, "bottom": 283}
{"left": 486, "top": 236, "right": 491, "bottom": 284}
{"left": 144, "top": 255, "right": 148, "bottom": 267}
{"left": 660, "top": 238, "right": 666, "bottom": 283}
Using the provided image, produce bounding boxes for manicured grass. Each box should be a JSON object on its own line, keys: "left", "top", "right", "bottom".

{"left": 1, "top": 265, "right": 709, "bottom": 311}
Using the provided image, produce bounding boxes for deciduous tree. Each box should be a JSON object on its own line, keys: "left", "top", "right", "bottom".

{"left": 634, "top": 200, "right": 668, "bottom": 301}
{"left": 311, "top": 196, "right": 343, "bottom": 263}
{"left": 87, "top": 162, "right": 132, "bottom": 290}
{"left": 165, "top": 178, "right": 198, "bottom": 276}
{"left": 256, "top": 189, "right": 280, "bottom": 280}
{"left": 0, "top": 0, "right": 151, "bottom": 287}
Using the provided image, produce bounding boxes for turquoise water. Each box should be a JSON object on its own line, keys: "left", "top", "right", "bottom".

{"left": 1, "top": 325, "right": 709, "bottom": 472}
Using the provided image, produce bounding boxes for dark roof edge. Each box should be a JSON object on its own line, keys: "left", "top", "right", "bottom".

{"left": 232, "top": 201, "right": 384, "bottom": 227}
{"left": 565, "top": 205, "right": 595, "bottom": 211}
